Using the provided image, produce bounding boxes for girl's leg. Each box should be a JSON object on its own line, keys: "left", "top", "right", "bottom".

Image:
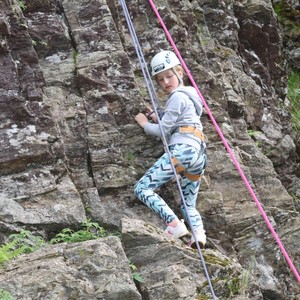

{"left": 180, "top": 177, "right": 203, "bottom": 230}
{"left": 134, "top": 152, "right": 177, "bottom": 224}
{"left": 172, "top": 144, "right": 207, "bottom": 230}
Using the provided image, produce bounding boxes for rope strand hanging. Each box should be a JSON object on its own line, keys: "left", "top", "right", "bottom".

{"left": 120, "top": 0, "right": 217, "bottom": 299}
{"left": 147, "top": 0, "right": 300, "bottom": 283}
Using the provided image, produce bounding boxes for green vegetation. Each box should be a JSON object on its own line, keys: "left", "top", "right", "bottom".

{"left": 226, "top": 271, "right": 249, "bottom": 297}
{"left": 197, "top": 25, "right": 210, "bottom": 47}
{"left": 272, "top": 1, "right": 300, "bottom": 139}
{"left": 73, "top": 50, "right": 78, "bottom": 75}
{"left": 287, "top": 70, "right": 300, "bottom": 137}
{"left": 129, "top": 259, "right": 144, "bottom": 283}
{"left": 196, "top": 279, "right": 219, "bottom": 299}
{"left": 197, "top": 296, "right": 209, "bottom": 300}
{"left": 0, "top": 288, "right": 13, "bottom": 300}
{"left": 226, "top": 276, "right": 240, "bottom": 296}
{"left": 226, "top": 262, "right": 251, "bottom": 297}
{"left": 196, "top": 266, "right": 250, "bottom": 298}
{"left": 125, "top": 151, "right": 136, "bottom": 161}
{"left": 0, "top": 221, "right": 105, "bottom": 298}
{"left": 50, "top": 219, "right": 107, "bottom": 244}
{"left": 84, "top": 202, "right": 92, "bottom": 214}
{"left": 39, "top": 40, "right": 48, "bottom": 47}
{"left": 247, "top": 129, "right": 261, "bottom": 138}
{"left": 32, "top": 40, "right": 48, "bottom": 47}
{"left": 240, "top": 268, "right": 250, "bottom": 295}
{"left": 247, "top": 129, "right": 262, "bottom": 148}
{"left": 202, "top": 253, "right": 230, "bottom": 267}
{"left": 0, "top": 220, "right": 107, "bottom": 266}
{"left": 18, "top": 0, "right": 27, "bottom": 11}
{"left": 273, "top": 2, "right": 300, "bottom": 36}
{"left": 0, "top": 230, "right": 44, "bottom": 265}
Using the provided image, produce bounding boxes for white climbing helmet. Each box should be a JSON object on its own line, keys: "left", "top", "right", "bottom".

{"left": 150, "top": 50, "right": 181, "bottom": 76}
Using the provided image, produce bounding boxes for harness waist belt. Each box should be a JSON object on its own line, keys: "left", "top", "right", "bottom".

{"left": 177, "top": 126, "right": 205, "bottom": 141}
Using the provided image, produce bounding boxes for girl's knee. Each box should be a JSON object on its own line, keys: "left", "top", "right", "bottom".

{"left": 134, "top": 183, "right": 140, "bottom": 197}
{"left": 134, "top": 181, "right": 147, "bottom": 199}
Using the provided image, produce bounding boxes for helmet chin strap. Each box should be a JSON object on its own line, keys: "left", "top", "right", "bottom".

{"left": 172, "top": 68, "right": 183, "bottom": 87}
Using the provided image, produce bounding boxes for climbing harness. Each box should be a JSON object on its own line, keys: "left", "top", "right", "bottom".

{"left": 119, "top": 1, "right": 217, "bottom": 298}
{"left": 172, "top": 126, "right": 206, "bottom": 181}
{"left": 147, "top": 0, "right": 300, "bottom": 284}
{"left": 173, "top": 125, "right": 206, "bottom": 141}
{"left": 171, "top": 157, "right": 201, "bottom": 181}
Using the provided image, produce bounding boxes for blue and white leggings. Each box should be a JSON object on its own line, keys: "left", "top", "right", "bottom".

{"left": 134, "top": 143, "right": 207, "bottom": 230}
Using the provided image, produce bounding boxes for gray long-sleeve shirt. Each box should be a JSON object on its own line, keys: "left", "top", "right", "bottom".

{"left": 144, "top": 86, "right": 204, "bottom": 150}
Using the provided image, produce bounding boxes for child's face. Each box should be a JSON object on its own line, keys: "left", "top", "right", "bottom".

{"left": 156, "top": 69, "right": 182, "bottom": 93}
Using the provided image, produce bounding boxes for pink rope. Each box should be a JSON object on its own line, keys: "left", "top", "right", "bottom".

{"left": 148, "top": 0, "right": 300, "bottom": 283}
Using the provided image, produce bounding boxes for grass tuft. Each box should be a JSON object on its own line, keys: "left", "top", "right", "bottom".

{"left": 288, "top": 70, "right": 300, "bottom": 135}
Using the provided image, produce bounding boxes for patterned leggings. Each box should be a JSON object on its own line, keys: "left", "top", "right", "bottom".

{"left": 134, "top": 143, "right": 207, "bottom": 230}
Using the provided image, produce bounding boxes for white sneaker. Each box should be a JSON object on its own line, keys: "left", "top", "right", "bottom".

{"left": 165, "top": 220, "right": 189, "bottom": 238}
{"left": 188, "top": 228, "right": 206, "bottom": 248}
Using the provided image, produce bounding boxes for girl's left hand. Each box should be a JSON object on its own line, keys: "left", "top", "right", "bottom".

{"left": 135, "top": 113, "right": 148, "bottom": 128}
{"left": 146, "top": 106, "right": 157, "bottom": 123}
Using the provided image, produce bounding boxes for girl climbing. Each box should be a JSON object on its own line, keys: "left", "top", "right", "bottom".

{"left": 134, "top": 50, "right": 207, "bottom": 248}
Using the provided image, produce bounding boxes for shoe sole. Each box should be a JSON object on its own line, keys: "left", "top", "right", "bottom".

{"left": 165, "top": 229, "right": 189, "bottom": 239}
{"left": 177, "top": 231, "right": 190, "bottom": 239}
{"left": 189, "top": 240, "right": 205, "bottom": 249}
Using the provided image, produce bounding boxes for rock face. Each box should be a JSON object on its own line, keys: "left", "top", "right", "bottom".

{"left": 0, "top": 0, "right": 299, "bottom": 299}
{"left": 0, "top": 236, "right": 142, "bottom": 300}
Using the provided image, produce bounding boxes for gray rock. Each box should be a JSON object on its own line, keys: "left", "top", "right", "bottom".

{"left": 0, "top": 237, "right": 141, "bottom": 300}
{"left": 0, "top": 0, "right": 299, "bottom": 298}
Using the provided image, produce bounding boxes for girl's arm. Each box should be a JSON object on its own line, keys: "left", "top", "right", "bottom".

{"left": 144, "top": 96, "right": 181, "bottom": 137}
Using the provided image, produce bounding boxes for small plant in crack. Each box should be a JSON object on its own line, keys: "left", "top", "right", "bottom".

{"left": 50, "top": 219, "right": 107, "bottom": 244}
{"left": 129, "top": 259, "right": 144, "bottom": 283}
{"left": 73, "top": 50, "right": 79, "bottom": 75}
{"left": 0, "top": 230, "right": 45, "bottom": 265}
{"left": 18, "top": 0, "right": 27, "bottom": 11}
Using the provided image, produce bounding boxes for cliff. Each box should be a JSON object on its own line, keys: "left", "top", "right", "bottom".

{"left": 0, "top": 0, "right": 299, "bottom": 299}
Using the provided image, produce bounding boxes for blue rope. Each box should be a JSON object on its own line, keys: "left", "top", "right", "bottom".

{"left": 120, "top": 1, "right": 217, "bottom": 298}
